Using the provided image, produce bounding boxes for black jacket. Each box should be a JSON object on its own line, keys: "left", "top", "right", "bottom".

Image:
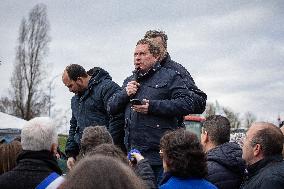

{"left": 0, "top": 150, "right": 62, "bottom": 189}
{"left": 241, "top": 155, "right": 284, "bottom": 189}
{"left": 134, "top": 159, "right": 157, "bottom": 189}
{"left": 65, "top": 68, "right": 125, "bottom": 157}
{"left": 108, "top": 63, "right": 201, "bottom": 165}
{"left": 206, "top": 142, "right": 245, "bottom": 189}
{"left": 160, "top": 53, "right": 207, "bottom": 114}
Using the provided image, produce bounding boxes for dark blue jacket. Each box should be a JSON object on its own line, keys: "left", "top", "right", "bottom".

{"left": 108, "top": 63, "right": 202, "bottom": 165}
{"left": 160, "top": 53, "right": 207, "bottom": 114}
{"left": 241, "top": 155, "right": 284, "bottom": 189}
{"left": 65, "top": 68, "right": 125, "bottom": 157}
{"left": 0, "top": 150, "right": 62, "bottom": 189}
{"left": 207, "top": 142, "right": 246, "bottom": 189}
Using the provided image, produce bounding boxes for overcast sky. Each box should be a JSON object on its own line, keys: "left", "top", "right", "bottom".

{"left": 0, "top": 0, "right": 283, "bottom": 125}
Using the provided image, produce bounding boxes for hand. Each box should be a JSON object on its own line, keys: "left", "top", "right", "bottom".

{"left": 67, "top": 157, "right": 76, "bottom": 170}
{"left": 132, "top": 99, "right": 149, "bottom": 114}
{"left": 126, "top": 81, "right": 140, "bottom": 96}
{"left": 131, "top": 152, "right": 144, "bottom": 162}
{"left": 128, "top": 152, "right": 145, "bottom": 167}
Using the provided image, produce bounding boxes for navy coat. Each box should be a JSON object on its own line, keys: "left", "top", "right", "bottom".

{"left": 207, "top": 142, "right": 246, "bottom": 189}
{"left": 108, "top": 63, "right": 202, "bottom": 165}
{"left": 65, "top": 68, "right": 125, "bottom": 157}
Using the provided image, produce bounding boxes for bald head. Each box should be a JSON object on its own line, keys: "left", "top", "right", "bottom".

{"left": 249, "top": 122, "right": 283, "bottom": 157}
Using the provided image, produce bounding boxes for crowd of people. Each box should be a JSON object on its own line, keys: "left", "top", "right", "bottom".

{"left": 0, "top": 30, "right": 284, "bottom": 189}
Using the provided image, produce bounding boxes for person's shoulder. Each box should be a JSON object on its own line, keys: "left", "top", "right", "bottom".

{"left": 164, "top": 55, "right": 191, "bottom": 75}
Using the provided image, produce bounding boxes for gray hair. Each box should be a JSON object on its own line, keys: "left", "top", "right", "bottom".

{"left": 21, "top": 117, "right": 57, "bottom": 151}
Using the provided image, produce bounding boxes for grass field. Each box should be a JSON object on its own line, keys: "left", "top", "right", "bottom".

{"left": 58, "top": 134, "right": 67, "bottom": 153}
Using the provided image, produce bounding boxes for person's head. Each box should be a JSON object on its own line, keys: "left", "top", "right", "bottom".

{"left": 21, "top": 117, "right": 58, "bottom": 153}
{"left": 160, "top": 129, "right": 207, "bottom": 179}
{"left": 242, "top": 122, "right": 284, "bottom": 166}
{"left": 86, "top": 144, "right": 127, "bottom": 164}
{"left": 134, "top": 39, "right": 160, "bottom": 73}
{"left": 280, "top": 126, "right": 284, "bottom": 158}
{"left": 59, "top": 155, "right": 146, "bottom": 189}
{"left": 80, "top": 126, "right": 113, "bottom": 156}
{"left": 201, "top": 115, "right": 231, "bottom": 152}
{"left": 62, "top": 64, "right": 90, "bottom": 94}
{"left": 0, "top": 140, "right": 22, "bottom": 174}
{"left": 144, "top": 30, "right": 168, "bottom": 59}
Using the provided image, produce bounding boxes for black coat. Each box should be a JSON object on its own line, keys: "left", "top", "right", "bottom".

{"left": 206, "top": 142, "right": 246, "bottom": 189}
{"left": 241, "top": 155, "right": 284, "bottom": 189}
{"left": 65, "top": 68, "right": 125, "bottom": 157}
{"left": 160, "top": 53, "right": 207, "bottom": 114}
{"left": 134, "top": 159, "right": 157, "bottom": 189}
{"left": 0, "top": 150, "right": 62, "bottom": 189}
{"left": 108, "top": 63, "right": 201, "bottom": 165}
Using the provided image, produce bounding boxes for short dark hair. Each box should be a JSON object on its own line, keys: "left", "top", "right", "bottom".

{"left": 160, "top": 129, "right": 207, "bottom": 178}
{"left": 250, "top": 126, "right": 283, "bottom": 157}
{"left": 65, "top": 64, "right": 88, "bottom": 81}
{"left": 136, "top": 39, "right": 160, "bottom": 58}
{"left": 87, "top": 144, "right": 127, "bottom": 164}
{"left": 60, "top": 155, "right": 146, "bottom": 189}
{"left": 144, "top": 30, "right": 168, "bottom": 49}
{"left": 80, "top": 126, "right": 113, "bottom": 156}
{"left": 202, "top": 115, "right": 231, "bottom": 145}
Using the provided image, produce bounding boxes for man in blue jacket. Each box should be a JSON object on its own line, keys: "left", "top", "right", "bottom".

{"left": 241, "top": 122, "right": 284, "bottom": 189}
{"left": 62, "top": 64, "right": 125, "bottom": 170}
{"left": 108, "top": 39, "right": 205, "bottom": 184}
{"left": 201, "top": 115, "right": 245, "bottom": 189}
{"left": 144, "top": 30, "right": 207, "bottom": 117}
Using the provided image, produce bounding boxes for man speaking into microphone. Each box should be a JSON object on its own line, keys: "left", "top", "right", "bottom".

{"left": 108, "top": 39, "right": 201, "bottom": 184}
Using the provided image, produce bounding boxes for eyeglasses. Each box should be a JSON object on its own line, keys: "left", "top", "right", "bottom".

{"left": 159, "top": 150, "right": 163, "bottom": 159}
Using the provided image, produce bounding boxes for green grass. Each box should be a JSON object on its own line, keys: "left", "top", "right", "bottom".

{"left": 58, "top": 134, "right": 67, "bottom": 153}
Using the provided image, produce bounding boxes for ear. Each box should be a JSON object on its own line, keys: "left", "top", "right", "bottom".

{"left": 75, "top": 77, "right": 84, "bottom": 84}
{"left": 253, "top": 144, "right": 261, "bottom": 157}
{"left": 50, "top": 143, "right": 58, "bottom": 155}
{"left": 201, "top": 130, "right": 209, "bottom": 144}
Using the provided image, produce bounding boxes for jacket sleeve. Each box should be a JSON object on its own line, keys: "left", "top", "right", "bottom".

{"left": 102, "top": 81, "right": 126, "bottom": 152}
{"left": 148, "top": 74, "right": 200, "bottom": 117}
{"left": 170, "top": 60, "right": 207, "bottom": 114}
{"left": 134, "top": 159, "right": 157, "bottom": 189}
{"left": 107, "top": 79, "right": 131, "bottom": 115}
{"left": 65, "top": 113, "right": 79, "bottom": 158}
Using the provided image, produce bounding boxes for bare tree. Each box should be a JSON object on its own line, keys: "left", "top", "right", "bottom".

{"left": 0, "top": 4, "right": 51, "bottom": 120}
{"left": 204, "top": 102, "right": 216, "bottom": 118}
{"left": 243, "top": 111, "right": 257, "bottom": 129}
{"left": 223, "top": 107, "right": 241, "bottom": 130}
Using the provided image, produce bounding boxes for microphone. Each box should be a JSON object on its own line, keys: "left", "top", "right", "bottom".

{"left": 132, "top": 68, "right": 140, "bottom": 82}
{"left": 130, "top": 68, "right": 140, "bottom": 99}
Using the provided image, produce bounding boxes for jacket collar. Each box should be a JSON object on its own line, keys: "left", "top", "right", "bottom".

{"left": 135, "top": 61, "right": 161, "bottom": 82}
{"left": 17, "top": 150, "right": 62, "bottom": 175}
{"left": 246, "top": 155, "right": 283, "bottom": 178}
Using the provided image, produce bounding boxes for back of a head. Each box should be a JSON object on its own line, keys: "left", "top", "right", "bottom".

{"left": 251, "top": 122, "right": 284, "bottom": 157}
{"left": 21, "top": 117, "right": 57, "bottom": 151}
{"left": 160, "top": 129, "right": 207, "bottom": 178}
{"left": 65, "top": 64, "right": 88, "bottom": 81}
{"left": 86, "top": 143, "right": 127, "bottom": 164}
{"left": 0, "top": 140, "right": 22, "bottom": 174}
{"left": 61, "top": 155, "right": 145, "bottom": 189}
{"left": 80, "top": 126, "right": 113, "bottom": 155}
{"left": 144, "top": 30, "right": 168, "bottom": 49}
{"left": 203, "top": 115, "right": 231, "bottom": 145}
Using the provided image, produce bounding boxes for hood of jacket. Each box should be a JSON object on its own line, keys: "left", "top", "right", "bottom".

{"left": 87, "top": 67, "right": 112, "bottom": 87}
{"left": 207, "top": 142, "right": 245, "bottom": 175}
